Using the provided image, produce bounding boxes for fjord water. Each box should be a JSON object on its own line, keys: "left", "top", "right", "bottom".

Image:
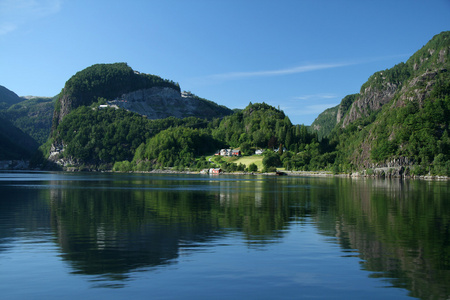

{"left": 0, "top": 172, "right": 448, "bottom": 299}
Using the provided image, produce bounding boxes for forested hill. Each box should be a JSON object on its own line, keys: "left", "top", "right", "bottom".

{"left": 312, "top": 31, "right": 450, "bottom": 173}
{"left": 52, "top": 63, "right": 233, "bottom": 130}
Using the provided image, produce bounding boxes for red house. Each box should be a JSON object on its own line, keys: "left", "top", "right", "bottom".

{"left": 231, "top": 150, "right": 241, "bottom": 156}
{"left": 209, "top": 168, "right": 222, "bottom": 174}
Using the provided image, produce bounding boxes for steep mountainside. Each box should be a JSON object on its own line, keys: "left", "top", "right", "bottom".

{"left": 324, "top": 31, "right": 450, "bottom": 172}
{"left": 0, "top": 85, "right": 21, "bottom": 109}
{"left": 342, "top": 32, "right": 449, "bottom": 127}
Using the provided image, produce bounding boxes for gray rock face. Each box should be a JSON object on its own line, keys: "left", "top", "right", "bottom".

{"left": 342, "top": 82, "right": 398, "bottom": 127}
{"left": 108, "top": 87, "right": 232, "bottom": 120}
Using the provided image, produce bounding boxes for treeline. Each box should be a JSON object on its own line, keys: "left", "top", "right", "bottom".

{"left": 116, "top": 127, "right": 224, "bottom": 172}
{"left": 327, "top": 95, "right": 450, "bottom": 175}
{"left": 210, "top": 102, "right": 314, "bottom": 152}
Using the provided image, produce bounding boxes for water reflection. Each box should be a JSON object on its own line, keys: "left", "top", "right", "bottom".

{"left": 47, "top": 175, "right": 297, "bottom": 279}
{"left": 331, "top": 178, "right": 450, "bottom": 299}
{"left": 49, "top": 185, "right": 221, "bottom": 282}
{"left": 0, "top": 173, "right": 449, "bottom": 298}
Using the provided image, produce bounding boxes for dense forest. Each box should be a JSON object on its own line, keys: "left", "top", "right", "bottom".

{"left": 43, "top": 100, "right": 335, "bottom": 173}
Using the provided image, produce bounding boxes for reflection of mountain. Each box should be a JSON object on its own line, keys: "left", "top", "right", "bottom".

{"left": 330, "top": 178, "right": 450, "bottom": 300}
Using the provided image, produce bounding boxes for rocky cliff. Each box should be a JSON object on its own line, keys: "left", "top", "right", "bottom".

{"left": 342, "top": 81, "right": 398, "bottom": 127}
{"left": 313, "top": 31, "right": 449, "bottom": 134}
{"left": 109, "top": 88, "right": 233, "bottom": 120}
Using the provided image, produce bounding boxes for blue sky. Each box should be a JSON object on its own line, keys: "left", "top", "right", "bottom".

{"left": 0, "top": 0, "right": 449, "bottom": 125}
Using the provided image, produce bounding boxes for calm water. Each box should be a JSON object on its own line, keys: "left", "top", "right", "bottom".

{"left": 0, "top": 172, "right": 448, "bottom": 300}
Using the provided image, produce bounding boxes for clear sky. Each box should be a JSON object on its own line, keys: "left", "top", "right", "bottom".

{"left": 1, "top": 0, "right": 449, "bottom": 125}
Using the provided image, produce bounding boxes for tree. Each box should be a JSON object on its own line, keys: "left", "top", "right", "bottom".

{"left": 248, "top": 163, "right": 258, "bottom": 172}
{"left": 262, "top": 151, "right": 281, "bottom": 170}
{"left": 268, "top": 136, "right": 278, "bottom": 149}
{"left": 278, "top": 144, "right": 284, "bottom": 156}
{"left": 240, "top": 142, "right": 252, "bottom": 156}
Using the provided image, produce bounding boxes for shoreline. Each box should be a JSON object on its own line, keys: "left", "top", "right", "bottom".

{"left": 1, "top": 165, "right": 448, "bottom": 180}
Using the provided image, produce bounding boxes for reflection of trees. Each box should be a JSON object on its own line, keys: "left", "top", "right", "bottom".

{"left": 50, "top": 186, "right": 216, "bottom": 282}
{"left": 0, "top": 187, "right": 52, "bottom": 253}
{"left": 331, "top": 178, "right": 450, "bottom": 300}
{"left": 48, "top": 176, "right": 297, "bottom": 282}
{"left": 214, "top": 178, "right": 291, "bottom": 243}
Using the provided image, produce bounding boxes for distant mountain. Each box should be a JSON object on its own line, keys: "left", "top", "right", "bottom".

{"left": 0, "top": 115, "right": 39, "bottom": 160}
{"left": 311, "top": 94, "right": 358, "bottom": 140}
{"left": 0, "top": 85, "right": 21, "bottom": 109}
{"left": 310, "top": 105, "right": 339, "bottom": 140}
{"left": 3, "top": 97, "right": 55, "bottom": 145}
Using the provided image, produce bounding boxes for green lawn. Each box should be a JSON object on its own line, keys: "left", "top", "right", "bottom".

{"left": 232, "top": 155, "right": 264, "bottom": 171}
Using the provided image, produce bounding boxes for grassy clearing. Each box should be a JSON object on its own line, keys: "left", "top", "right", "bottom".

{"left": 232, "top": 155, "right": 264, "bottom": 170}
{"left": 205, "top": 155, "right": 264, "bottom": 171}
